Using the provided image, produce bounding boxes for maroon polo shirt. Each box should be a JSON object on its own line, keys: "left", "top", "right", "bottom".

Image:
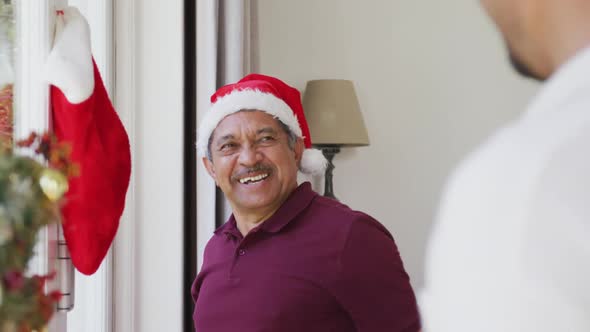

{"left": 191, "top": 182, "right": 420, "bottom": 332}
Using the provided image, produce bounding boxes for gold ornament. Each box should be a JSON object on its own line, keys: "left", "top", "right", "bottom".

{"left": 39, "top": 168, "right": 68, "bottom": 202}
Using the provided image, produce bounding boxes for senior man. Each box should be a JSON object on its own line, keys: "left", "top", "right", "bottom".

{"left": 192, "top": 74, "right": 420, "bottom": 332}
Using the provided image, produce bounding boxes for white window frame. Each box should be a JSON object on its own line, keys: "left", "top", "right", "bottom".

{"left": 14, "top": 0, "right": 118, "bottom": 331}
{"left": 17, "top": 0, "right": 179, "bottom": 330}
{"left": 64, "top": 1, "right": 115, "bottom": 331}
{"left": 14, "top": 0, "right": 64, "bottom": 329}
{"left": 112, "top": 0, "right": 138, "bottom": 331}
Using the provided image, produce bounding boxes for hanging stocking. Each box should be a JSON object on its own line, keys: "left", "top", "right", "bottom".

{"left": 46, "top": 7, "right": 131, "bottom": 275}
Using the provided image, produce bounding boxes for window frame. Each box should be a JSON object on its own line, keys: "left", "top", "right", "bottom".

{"left": 13, "top": 1, "right": 116, "bottom": 331}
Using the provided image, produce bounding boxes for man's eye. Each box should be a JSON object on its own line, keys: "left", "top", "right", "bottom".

{"left": 260, "top": 136, "right": 275, "bottom": 142}
{"left": 220, "top": 143, "right": 236, "bottom": 151}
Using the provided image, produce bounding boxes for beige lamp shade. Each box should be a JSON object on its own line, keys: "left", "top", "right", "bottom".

{"left": 302, "top": 80, "right": 370, "bottom": 147}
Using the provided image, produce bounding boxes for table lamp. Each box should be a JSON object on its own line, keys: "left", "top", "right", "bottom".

{"left": 302, "top": 79, "right": 369, "bottom": 200}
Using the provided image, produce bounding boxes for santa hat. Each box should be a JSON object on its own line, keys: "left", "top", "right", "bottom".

{"left": 197, "top": 74, "right": 327, "bottom": 175}
{"left": 45, "top": 7, "right": 131, "bottom": 275}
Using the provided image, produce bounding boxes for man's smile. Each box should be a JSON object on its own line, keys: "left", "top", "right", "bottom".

{"left": 238, "top": 173, "right": 270, "bottom": 184}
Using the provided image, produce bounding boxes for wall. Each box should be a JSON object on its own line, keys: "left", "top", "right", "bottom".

{"left": 135, "top": 0, "right": 184, "bottom": 330}
{"left": 113, "top": 0, "right": 184, "bottom": 331}
{"left": 256, "top": 0, "right": 538, "bottom": 288}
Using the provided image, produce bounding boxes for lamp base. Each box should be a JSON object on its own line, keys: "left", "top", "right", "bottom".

{"left": 319, "top": 146, "right": 340, "bottom": 200}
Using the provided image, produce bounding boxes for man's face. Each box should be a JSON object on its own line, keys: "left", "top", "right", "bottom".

{"left": 203, "top": 110, "right": 303, "bottom": 215}
{"left": 480, "top": 0, "right": 546, "bottom": 80}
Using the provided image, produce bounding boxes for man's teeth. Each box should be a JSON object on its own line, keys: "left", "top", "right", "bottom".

{"left": 239, "top": 173, "right": 269, "bottom": 184}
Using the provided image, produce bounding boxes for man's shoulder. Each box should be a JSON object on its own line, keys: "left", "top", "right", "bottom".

{"left": 305, "top": 195, "right": 393, "bottom": 240}
{"left": 202, "top": 224, "right": 234, "bottom": 259}
{"left": 443, "top": 102, "right": 590, "bottom": 202}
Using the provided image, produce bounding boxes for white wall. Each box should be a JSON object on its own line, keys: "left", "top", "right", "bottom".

{"left": 135, "top": 0, "right": 184, "bottom": 330}
{"left": 113, "top": 0, "right": 184, "bottom": 331}
{"left": 256, "top": 0, "right": 538, "bottom": 288}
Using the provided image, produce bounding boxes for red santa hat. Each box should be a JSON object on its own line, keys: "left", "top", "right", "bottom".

{"left": 197, "top": 74, "right": 327, "bottom": 175}
{"left": 45, "top": 7, "right": 131, "bottom": 275}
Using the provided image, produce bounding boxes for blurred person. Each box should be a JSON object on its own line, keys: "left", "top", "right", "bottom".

{"left": 421, "top": 0, "right": 590, "bottom": 331}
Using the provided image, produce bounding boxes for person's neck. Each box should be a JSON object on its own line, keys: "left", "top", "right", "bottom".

{"left": 547, "top": 33, "right": 590, "bottom": 75}
{"left": 232, "top": 183, "right": 298, "bottom": 236}
{"left": 539, "top": 7, "right": 590, "bottom": 76}
{"left": 233, "top": 208, "right": 279, "bottom": 236}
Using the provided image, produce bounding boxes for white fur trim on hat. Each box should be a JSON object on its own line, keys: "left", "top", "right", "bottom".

{"left": 197, "top": 89, "right": 302, "bottom": 156}
{"left": 45, "top": 6, "right": 94, "bottom": 104}
{"left": 300, "top": 148, "right": 328, "bottom": 175}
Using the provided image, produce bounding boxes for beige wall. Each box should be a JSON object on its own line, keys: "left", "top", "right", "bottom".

{"left": 256, "top": 0, "right": 538, "bottom": 288}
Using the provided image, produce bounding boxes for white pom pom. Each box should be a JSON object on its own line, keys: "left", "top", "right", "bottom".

{"left": 300, "top": 148, "right": 328, "bottom": 175}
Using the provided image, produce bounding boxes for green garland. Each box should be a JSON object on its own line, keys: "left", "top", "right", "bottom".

{"left": 0, "top": 132, "right": 74, "bottom": 332}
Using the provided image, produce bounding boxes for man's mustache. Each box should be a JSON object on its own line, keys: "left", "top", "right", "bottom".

{"left": 231, "top": 163, "right": 273, "bottom": 181}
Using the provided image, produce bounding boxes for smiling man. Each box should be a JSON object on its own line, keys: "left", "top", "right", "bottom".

{"left": 192, "top": 74, "right": 421, "bottom": 332}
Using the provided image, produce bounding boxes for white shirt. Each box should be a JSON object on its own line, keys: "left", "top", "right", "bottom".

{"left": 420, "top": 46, "right": 590, "bottom": 331}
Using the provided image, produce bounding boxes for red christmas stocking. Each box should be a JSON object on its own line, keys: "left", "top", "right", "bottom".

{"left": 46, "top": 7, "right": 131, "bottom": 275}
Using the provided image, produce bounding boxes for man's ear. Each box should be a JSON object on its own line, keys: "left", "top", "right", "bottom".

{"left": 294, "top": 137, "right": 305, "bottom": 165}
{"left": 202, "top": 157, "right": 218, "bottom": 183}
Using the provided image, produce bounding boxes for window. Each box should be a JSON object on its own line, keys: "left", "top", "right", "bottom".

{"left": 6, "top": 1, "right": 114, "bottom": 330}
{"left": 0, "top": 0, "right": 15, "bottom": 148}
